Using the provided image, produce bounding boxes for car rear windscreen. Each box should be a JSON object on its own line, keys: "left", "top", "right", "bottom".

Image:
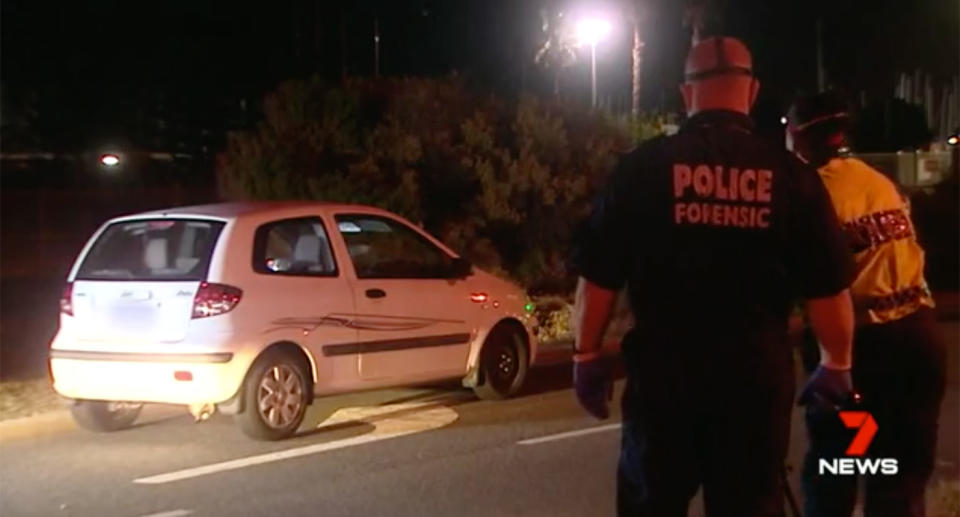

{"left": 76, "top": 219, "right": 225, "bottom": 281}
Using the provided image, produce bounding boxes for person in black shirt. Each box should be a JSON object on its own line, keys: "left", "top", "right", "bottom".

{"left": 571, "top": 36, "right": 857, "bottom": 516}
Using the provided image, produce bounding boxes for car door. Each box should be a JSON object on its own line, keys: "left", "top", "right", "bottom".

{"left": 331, "top": 213, "right": 475, "bottom": 382}
{"left": 248, "top": 216, "right": 359, "bottom": 391}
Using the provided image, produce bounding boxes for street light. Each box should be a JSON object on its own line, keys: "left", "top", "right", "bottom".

{"left": 100, "top": 154, "right": 120, "bottom": 167}
{"left": 576, "top": 17, "right": 612, "bottom": 109}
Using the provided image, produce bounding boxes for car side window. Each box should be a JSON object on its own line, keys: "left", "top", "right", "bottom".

{"left": 335, "top": 215, "right": 453, "bottom": 279}
{"left": 252, "top": 217, "right": 337, "bottom": 277}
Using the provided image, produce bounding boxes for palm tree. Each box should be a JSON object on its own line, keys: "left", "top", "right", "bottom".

{"left": 683, "top": 0, "right": 725, "bottom": 44}
{"left": 683, "top": 0, "right": 709, "bottom": 44}
{"left": 534, "top": 8, "right": 579, "bottom": 101}
{"left": 628, "top": 1, "right": 645, "bottom": 116}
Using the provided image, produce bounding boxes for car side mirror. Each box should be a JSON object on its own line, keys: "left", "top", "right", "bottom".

{"left": 449, "top": 257, "right": 473, "bottom": 279}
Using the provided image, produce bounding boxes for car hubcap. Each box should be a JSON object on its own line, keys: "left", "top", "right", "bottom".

{"left": 257, "top": 364, "right": 304, "bottom": 429}
{"left": 497, "top": 347, "right": 516, "bottom": 380}
{"left": 489, "top": 338, "right": 519, "bottom": 392}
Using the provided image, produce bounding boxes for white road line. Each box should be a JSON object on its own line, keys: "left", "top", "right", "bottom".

{"left": 140, "top": 510, "right": 193, "bottom": 517}
{"left": 134, "top": 401, "right": 458, "bottom": 485}
{"left": 517, "top": 423, "right": 622, "bottom": 445}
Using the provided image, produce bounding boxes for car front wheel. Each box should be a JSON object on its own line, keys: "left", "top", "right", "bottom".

{"left": 473, "top": 325, "right": 528, "bottom": 400}
{"left": 69, "top": 400, "right": 142, "bottom": 432}
{"left": 236, "top": 351, "right": 310, "bottom": 441}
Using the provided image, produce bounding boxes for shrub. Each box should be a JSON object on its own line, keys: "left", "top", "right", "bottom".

{"left": 218, "top": 76, "right": 659, "bottom": 292}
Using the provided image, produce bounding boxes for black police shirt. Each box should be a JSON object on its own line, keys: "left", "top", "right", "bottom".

{"left": 573, "top": 110, "right": 854, "bottom": 366}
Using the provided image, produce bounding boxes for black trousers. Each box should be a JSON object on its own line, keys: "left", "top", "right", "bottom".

{"left": 616, "top": 340, "right": 795, "bottom": 517}
{"left": 802, "top": 308, "right": 947, "bottom": 517}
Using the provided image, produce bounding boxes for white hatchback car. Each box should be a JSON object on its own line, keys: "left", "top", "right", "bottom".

{"left": 50, "top": 202, "right": 537, "bottom": 440}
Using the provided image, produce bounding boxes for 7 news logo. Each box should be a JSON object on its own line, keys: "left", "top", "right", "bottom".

{"left": 818, "top": 411, "right": 899, "bottom": 476}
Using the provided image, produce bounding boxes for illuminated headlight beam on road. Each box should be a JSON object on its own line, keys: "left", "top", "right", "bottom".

{"left": 134, "top": 400, "right": 461, "bottom": 484}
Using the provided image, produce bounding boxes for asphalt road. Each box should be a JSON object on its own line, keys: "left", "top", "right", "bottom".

{"left": 1, "top": 343, "right": 958, "bottom": 517}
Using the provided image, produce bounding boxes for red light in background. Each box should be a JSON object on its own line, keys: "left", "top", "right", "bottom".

{"left": 470, "top": 292, "right": 488, "bottom": 303}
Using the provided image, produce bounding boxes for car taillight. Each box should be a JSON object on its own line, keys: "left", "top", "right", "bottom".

{"left": 60, "top": 282, "right": 74, "bottom": 316}
{"left": 192, "top": 282, "right": 242, "bottom": 319}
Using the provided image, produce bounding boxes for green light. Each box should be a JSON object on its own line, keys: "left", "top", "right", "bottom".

{"left": 524, "top": 302, "right": 535, "bottom": 313}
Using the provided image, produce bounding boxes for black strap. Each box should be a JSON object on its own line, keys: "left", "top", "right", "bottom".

{"left": 684, "top": 37, "right": 752, "bottom": 81}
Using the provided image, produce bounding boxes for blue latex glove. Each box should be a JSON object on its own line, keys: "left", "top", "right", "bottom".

{"left": 798, "top": 365, "right": 853, "bottom": 410}
{"left": 573, "top": 355, "right": 613, "bottom": 420}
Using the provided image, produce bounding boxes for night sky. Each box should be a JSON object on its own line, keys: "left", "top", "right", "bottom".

{"left": 2, "top": 0, "right": 957, "bottom": 149}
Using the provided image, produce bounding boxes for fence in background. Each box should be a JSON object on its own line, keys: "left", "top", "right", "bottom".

{"left": 855, "top": 150, "right": 955, "bottom": 189}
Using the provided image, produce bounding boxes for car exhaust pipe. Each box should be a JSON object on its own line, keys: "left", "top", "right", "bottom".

{"left": 188, "top": 403, "right": 216, "bottom": 422}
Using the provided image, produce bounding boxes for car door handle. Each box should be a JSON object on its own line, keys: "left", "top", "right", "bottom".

{"left": 365, "top": 289, "right": 387, "bottom": 299}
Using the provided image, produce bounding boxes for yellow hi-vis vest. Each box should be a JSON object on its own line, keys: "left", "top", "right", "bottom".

{"left": 817, "top": 157, "right": 935, "bottom": 325}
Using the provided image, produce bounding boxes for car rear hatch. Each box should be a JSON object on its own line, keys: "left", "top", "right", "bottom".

{"left": 71, "top": 218, "right": 225, "bottom": 343}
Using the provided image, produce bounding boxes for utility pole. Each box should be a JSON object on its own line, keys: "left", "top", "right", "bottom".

{"left": 340, "top": 9, "right": 347, "bottom": 82}
{"left": 314, "top": 0, "right": 322, "bottom": 72}
{"left": 374, "top": 17, "right": 381, "bottom": 78}
{"left": 816, "top": 18, "right": 826, "bottom": 92}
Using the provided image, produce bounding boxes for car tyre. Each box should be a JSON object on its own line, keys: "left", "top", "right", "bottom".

{"left": 236, "top": 350, "right": 310, "bottom": 441}
{"left": 70, "top": 400, "right": 142, "bottom": 432}
{"left": 473, "top": 325, "right": 528, "bottom": 400}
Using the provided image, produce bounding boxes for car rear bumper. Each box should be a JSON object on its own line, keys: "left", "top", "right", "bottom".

{"left": 49, "top": 350, "right": 246, "bottom": 405}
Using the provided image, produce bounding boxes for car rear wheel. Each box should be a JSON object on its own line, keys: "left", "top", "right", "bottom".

{"left": 70, "top": 400, "right": 142, "bottom": 432}
{"left": 473, "top": 325, "right": 528, "bottom": 400}
{"left": 236, "top": 351, "right": 310, "bottom": 441}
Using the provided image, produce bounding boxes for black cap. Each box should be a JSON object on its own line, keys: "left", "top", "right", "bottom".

{"left": 787, "top": 91, "right": 850, "bottom": 133}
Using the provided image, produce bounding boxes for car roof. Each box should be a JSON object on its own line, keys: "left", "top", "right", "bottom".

{"left": 113, "top": 201, "right": 395, "bottom": 222}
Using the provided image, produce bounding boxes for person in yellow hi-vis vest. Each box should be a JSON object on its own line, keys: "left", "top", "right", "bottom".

{"left": 787, "top": 91, "right": 947, "bottom": 517}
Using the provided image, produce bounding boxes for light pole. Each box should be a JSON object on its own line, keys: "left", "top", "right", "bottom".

{"left": 576, "top": 17, "right": 611, "bottom": 109}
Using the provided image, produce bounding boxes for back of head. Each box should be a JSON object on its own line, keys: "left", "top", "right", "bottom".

{"left": 787, "top": 91, "right": 852, "bottom": 167}
{"left": 681, "top": 36, "right": 759, "bottom": 116}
